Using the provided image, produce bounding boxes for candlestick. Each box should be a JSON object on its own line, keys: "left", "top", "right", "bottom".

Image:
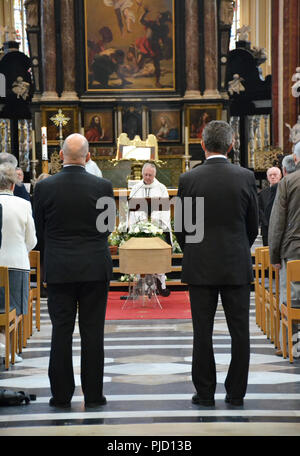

{"left": 185, "top": 126, "right": 189, "bottom": 156}
{"left": 31, "top": 130, "right": 36, "bottom": 161}
{"left": 30, "top": 159, "right": 39, "bottom": 186}
{"left": 41, "top": 127, "right": 48, "bottom": 160}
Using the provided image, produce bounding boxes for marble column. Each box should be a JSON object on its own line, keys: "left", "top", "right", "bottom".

{"left": 271, "top": 0, "right": 280, "bottom": 147}
{"left": 184, "top": 0, "right": 201, "bottom": 98}
{"left": 203, "top": 0, "right": 221, "bottom": 99}
{"left": 40, "top": 0, "right": 59, "bottom": 100}
{"left": 282, "top": 0, "right": 299, "bottom": 153}
{"left": 60, "top": 0, "right": 78, "bottom": 100}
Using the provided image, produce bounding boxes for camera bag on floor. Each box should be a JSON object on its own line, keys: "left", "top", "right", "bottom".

{"left": 0, "top": 389, "right": 36, "bottom": 405}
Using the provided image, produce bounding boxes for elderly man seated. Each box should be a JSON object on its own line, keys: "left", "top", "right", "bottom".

{"left": 129, "top": 162, "right": 171, "bottom": 297}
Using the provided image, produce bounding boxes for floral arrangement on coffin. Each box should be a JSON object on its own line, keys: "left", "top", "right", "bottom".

{"left": 170, "top": 219, "right": 182, "bottom": 253}
{"left": 128, "top": 220, "right": 165, "bottom": 239}
{"left": 109, "top": 220, "right": 164, "bottom": 248}
{"left": 108, "top": 219, "right": 182, "bottom": 254}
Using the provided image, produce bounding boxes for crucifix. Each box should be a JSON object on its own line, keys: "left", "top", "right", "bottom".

{"left": 50, "top": 109, "right": 71, "bottom": 149}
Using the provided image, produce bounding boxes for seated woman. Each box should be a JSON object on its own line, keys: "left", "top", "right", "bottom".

{"left": 0, "top": 164, "right": 37, "bottom": 362}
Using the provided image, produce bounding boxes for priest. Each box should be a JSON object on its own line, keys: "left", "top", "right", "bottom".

{"left": 129, "top": 162, "right": 171, "bottom": 297}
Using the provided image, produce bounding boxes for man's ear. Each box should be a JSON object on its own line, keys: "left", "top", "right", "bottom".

{"left": 227, "top": 143, "right": 233, "bottom": 155}
{"left": 293, "top": 153, "right": 297, "bottom": 164}
{"left": 59, "top": 150, "right": 64, "bottom": 161}
{"left": 86, "top": 152, "right": 91, "bottom": 163}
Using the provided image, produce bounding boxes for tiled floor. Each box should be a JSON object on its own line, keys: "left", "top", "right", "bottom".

{"left": 1, "top": 291, "right": 300, "bottom": 437}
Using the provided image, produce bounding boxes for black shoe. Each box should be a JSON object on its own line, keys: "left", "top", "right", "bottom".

{"left": 49, "top": 397, "right": 71, "bottom": 409}
{"left": 160, "top": 288, "right": 170, "bottom": 297}
{"left": 192, "top": 394, "right": 215, "bottom": 407}
{"left": 155, "top": 278, "right": 171, "bottom": 297}
{"left": 225, "top": 395, "right": 244, "bottom": 406}
{"left": 40, "top": 287, "right": 48, "bottom": 298}
{"left": 85, "top": 396, "right": 107, "bottom": 408}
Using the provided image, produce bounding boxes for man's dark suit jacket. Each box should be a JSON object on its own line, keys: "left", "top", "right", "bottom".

{"left": 14, "top": 183, "right": 31, "bottom": 202}
{"left": 33, "top": 166, "right": 115, "bottom": 284}
{"left": 175, "top": 158, "right": 258, "bottom": 286}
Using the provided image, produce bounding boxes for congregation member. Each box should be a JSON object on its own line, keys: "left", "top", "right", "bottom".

{"left": 0, "top": 164, "right": 37, "bottom": 362}
{"left": 175, "top": 120, "right": 258, "bottom": 407}
{"left": 33, "top": 133, "right": 114, "bottom": 409}
{"left": 0, "top": 152, "right": 31, "bottom": 202}
{"left": 265, "top": 155, "right": 296, "bottom": 224}
{"left": 16, "top": 167, "right": 24, "bottom": 182}
{"left": 264, "top": 158, "right": 296, "bottom": 235}
{"left": 268, "top": 142, "right": 300, "bottom": 358}
{"left": 258, "top": 166, "right": 282, "bottom": 246}
{"left": 282, "top": 153, "right": 296, "bottom": 176}
{"left": 129, "top": 162, "right": 171, "bottom": 297}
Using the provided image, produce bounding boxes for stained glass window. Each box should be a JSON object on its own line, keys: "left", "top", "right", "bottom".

{"left": 13, "top": 0, "right": 29, "bottom": 55}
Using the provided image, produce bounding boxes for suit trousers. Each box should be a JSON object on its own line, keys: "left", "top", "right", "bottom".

{"left": 47, "top": 280, "right": 109, "bottom": 404}
{"left": 189, "top": 284, "right": 250, "bottom": 400}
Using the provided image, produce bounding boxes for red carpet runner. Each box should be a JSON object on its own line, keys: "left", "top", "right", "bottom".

{"left": 106, "top": 291, "right": 191, "bottom": 320}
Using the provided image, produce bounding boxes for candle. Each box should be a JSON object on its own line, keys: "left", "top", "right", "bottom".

{"left": 41, "top": 127, "right": 48, "bottom": 160}
{"left": 185, "top": 126, "right": 189, "bottom": 156}
{"left": 31, "top": 130, "right": 36, "bottom": 161}
{"left": 80, "top": 127, "right": 85, "bottom": 136}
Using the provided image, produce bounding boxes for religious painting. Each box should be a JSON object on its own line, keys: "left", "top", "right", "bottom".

{"left": 84, "top": 0, "right": 176, "bottom": 92}
{"left": 83, "top": 110, "right": 114, "bottom": 143}
{"left": 186, "top": 104, "right": 223, "bottom": 144}
{"left": 41, "top": 106, "right": 79, "bottom": 145}
{"left": 150, "top": 109, "right": 180, "bottom": 142}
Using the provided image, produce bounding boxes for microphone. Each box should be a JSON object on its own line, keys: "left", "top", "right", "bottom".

{"left": 128, "top": 181, "right": 145, "bottom": 199}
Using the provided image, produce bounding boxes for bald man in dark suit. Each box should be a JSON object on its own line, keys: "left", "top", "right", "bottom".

{"left": 34, "top": 134, "right": 115, "bottom": 409}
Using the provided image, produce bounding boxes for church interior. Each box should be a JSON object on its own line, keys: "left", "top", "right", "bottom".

{"left": 0, "top": 0, "right": 300, "bottom": 440}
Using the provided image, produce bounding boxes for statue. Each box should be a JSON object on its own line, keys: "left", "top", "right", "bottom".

{"left": 286, "top": 115, "right": 300, "bottom": 145}
{"left": 237, "top": 25, "right": 251, "bottom": 41}
{"left": 228, "top": 74, "right": 245, "bottom": 95}
{"left": 251, "top": 46, "right": 267, "bottom": 66}
{"left": 291, "top": 67, "right": 300, "bottom": 98}
{"left": 0, "top": 40, "right": 33, "bottom": 119}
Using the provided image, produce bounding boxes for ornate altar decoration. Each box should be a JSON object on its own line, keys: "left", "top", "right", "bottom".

{"left": 253, "top": 147, "right": 283, "bottom": 171}
{"left": 45, "top": 108, "right": 71, "bottom": 175}
{"left": 113, "top": 133, "right": 163, "bottom": 183}
{"left": 49, "top": 150, "right": 63, "bottom": 175}
{"left": 50, "top": 109, "right": 71, "bottom": 149}
{"left": 225, "top": 26, "right": 272, "bottom": 169}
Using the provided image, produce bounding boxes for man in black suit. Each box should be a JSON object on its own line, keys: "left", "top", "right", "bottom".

{"left": 175, "top": 121, "right": 258, "bottom": 407}
{"left": 258, "top": 166, "right": 281, "bottom": 245}
{"left": 34, "top": 133, "right": 115, "bottom": 409}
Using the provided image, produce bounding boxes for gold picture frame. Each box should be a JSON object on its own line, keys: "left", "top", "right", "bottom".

{"left": 41, "top": 106, "right": 79, "bottom": 145}
{"left": 186, "top": 104, "right": 223, "bottom": 144}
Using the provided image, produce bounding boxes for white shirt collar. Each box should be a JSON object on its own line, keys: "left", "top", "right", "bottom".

{"left": 206, "top": 155, "right": 227, "bottom": 160}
